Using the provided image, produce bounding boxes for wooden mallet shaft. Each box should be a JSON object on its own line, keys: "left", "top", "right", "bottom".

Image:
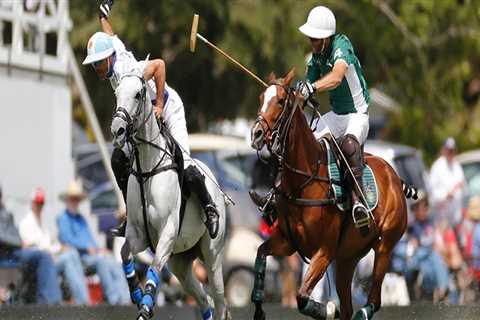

{"left": 189, "top": 14, "right": 267, "bottom": 88}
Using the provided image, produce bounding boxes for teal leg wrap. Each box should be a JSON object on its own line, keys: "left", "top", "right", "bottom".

{"left": 251, "top": 255, "right": 267, "bottom": 303}
{"left": 352, "top": 303, "right": 375, "bottom": 320}
{"left": 297, "top": 295, "right": 328, "bottom": 320}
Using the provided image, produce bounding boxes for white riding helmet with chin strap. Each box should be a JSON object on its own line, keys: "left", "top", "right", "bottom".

{"left": 299, "top": 6, "right": 336, "bottom": 39}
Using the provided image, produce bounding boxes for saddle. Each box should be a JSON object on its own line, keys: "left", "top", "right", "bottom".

{"left": 320, "top": 137, "right": 379, "bottom": 212}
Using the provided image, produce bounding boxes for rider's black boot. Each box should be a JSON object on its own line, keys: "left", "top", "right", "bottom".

{"left": 185, "top": 165, "right": 219, "bottom": 239}
{"left": 110, "top": 148, "right": 130, "bottom": 237}
{"left": 341, "top": 135, "right": 370, "bottom": 236}
{"left": 249, "top": 190, "right": 276, "bottom": 226}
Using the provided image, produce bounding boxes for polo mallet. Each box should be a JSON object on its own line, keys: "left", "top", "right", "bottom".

{"left": 190, "top": 14, "right": 268, "bottom": 88}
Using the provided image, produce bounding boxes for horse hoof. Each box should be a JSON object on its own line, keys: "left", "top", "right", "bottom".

{"left": 136, "top": 304, "right": 153, "bottom": 320}
{"left": 351, "top": 304, "right": 374, "bottom": 320}
{"left": 253, "top": 309, "right": 266, "bottom": 320}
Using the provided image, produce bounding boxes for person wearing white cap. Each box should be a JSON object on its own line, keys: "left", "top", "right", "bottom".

{"left": 82, "top": 0, "right": 219, "bottom": 240}
{"left": 297, "top": 6, "right": 371, "bottom": 233}
{"left": 429, "top": 137, "right": 465, "bottom": 227}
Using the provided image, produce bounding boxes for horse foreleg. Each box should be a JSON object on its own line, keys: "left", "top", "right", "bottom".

{"left": 138, "top": 219, "right": 177, "bottom": 319}
{"left": 252, "top": 229, "right": 294, "bottom": 320}
{"left": 119, "top": 240, "right": 143, "bottom": 307}
{"left": 297, "top": 250, "right": 335, "bottom": 320}
{"left": 352, "top": 244, "right": 392, "bottom": 320}
{"left": 335, "top": 258, "right": 358, "bottom": 320}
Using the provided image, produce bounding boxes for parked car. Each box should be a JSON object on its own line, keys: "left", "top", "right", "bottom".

{"left": 456, "top": 149, "right": 480, "bottom": 197}
{"left": 364, "top": 140, "right": 429, "bottom": 192}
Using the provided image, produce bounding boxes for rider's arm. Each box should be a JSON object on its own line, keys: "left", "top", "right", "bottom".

{"left": 311, "top": 60, "right": 347, "bottom": 92}
{"left": 100, "top": 17, "right": 114, "bottom": 36}
{"left": 143, "top": 59, "right": 166, "bottom": 117}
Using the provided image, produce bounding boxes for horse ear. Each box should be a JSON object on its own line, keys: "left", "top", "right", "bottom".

{"left": 283, "top": 69, "right": 295, "bottom": 85}
{"left": 267, "top": 72, "right": 276, "bottom": 84}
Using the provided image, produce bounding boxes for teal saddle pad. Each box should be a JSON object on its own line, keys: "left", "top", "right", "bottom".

{"left": 325, "top": 141, "right": 379, "bottom": 212}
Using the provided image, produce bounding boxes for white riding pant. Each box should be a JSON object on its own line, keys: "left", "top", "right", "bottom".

{"left": 161, "top": 87, "right": 192, "bottom": 166}
{"left": 313, "top": 111, "right": 369, "bottom": 144}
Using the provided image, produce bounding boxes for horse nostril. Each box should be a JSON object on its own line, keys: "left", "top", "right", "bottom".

{"left": 117, "top": 127, "right": 125, "bottom": 136}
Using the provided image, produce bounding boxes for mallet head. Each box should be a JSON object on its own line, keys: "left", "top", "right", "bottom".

{"left": 190, "top": 14, "right": 199, "bottom": 53}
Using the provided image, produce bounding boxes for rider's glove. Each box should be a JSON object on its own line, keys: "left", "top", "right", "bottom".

{"left": 296, "top": 80, "right": 316, "bottom": 101}
{"left": 99, "top": 0, "right": 114, "bottom": 19}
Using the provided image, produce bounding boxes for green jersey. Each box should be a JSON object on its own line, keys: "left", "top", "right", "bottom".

{"left": 306, "top": 34, "right": 370, "bottom": 115}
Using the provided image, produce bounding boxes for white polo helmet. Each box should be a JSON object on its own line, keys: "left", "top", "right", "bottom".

{"left": 299, "top": 6, "right": 336, "bottom": 39}
{"left": 82, "top": 32, "right": 115, "bottom": 65}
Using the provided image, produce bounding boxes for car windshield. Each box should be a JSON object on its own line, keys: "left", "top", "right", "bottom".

{"left": 462, "top": 163, "right": 480, "bottom": 196}
{"left": 393, "top": 154, "right": 426, "bottom": 189}
{"left": 192, "top": 151, "right": 249, "bottom": 188}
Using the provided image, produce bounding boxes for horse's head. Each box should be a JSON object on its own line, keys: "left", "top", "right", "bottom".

{"left": 111, "top": 74, "right": 147, "bottom": 148}
{"left": 251, "top": 69, "right": 295, "bottom": 150}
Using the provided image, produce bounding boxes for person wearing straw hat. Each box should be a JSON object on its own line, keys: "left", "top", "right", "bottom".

{"left": 56, "top": 179, "right": 130, "bottom": 305}
{"left": 19, "top": 187, "right": 89, "bottom": 305}
{"left": 82, "top": 0, "right": 219, "bottom": 239}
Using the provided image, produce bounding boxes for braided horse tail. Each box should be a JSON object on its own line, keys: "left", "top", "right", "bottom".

{"left": 401, "top": 180, "right": 418, "bottom": 200}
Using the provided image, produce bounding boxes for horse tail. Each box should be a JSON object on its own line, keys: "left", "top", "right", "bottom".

{"left": 401, "top": 180, "right": 418, "bottom": 200}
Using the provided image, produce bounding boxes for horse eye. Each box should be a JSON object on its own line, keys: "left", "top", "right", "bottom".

{"left": 135, "top": 92, "right": 141, "bottom": 100}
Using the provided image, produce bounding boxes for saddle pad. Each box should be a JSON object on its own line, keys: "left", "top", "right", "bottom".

{"left": 324, "top": 139, "right": 379, "bottom": 212}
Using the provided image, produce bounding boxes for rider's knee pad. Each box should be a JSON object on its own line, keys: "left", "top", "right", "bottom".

{"left": 340, "top": 134, "right": 360, "bottom": 157}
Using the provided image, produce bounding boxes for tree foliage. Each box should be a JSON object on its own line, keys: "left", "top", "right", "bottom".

{"left": 70, "top": 0, "right": 480, "bottom": 162}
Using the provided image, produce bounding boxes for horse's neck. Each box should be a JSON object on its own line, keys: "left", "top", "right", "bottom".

{"left": 282, "top": 108, "right": 325, "bottom": 189}
{"left": 136, "top": 108, "right": 169, "bottom": 171}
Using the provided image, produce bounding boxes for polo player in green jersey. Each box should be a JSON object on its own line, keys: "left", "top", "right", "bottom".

{"left": 251, "top": 6, "right": 371, "bottom": 234}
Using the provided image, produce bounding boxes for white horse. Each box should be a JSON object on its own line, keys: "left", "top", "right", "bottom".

{"left": 111, "top": 72, "right": 229, "bottom": 320}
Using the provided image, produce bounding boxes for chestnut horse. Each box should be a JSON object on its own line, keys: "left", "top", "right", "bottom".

{"left": 249, "top": 71, "right": 412, "bottom": 320}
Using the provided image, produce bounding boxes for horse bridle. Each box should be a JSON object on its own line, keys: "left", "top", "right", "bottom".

{"left": 257, "top": 84, "right": 334, "bottom": 200}
{"left": 254, "top": 82, "right": 292, "bottom": 155}
{"left": 112, "top": 74, "right": 150, "bottom": 140}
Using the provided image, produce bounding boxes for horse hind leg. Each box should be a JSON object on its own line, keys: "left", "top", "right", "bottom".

{"left": 252, "top": 229, "right": 294, "bottom": 320}
{"left": 200, "top": 242, "right": 230, "bottom": 319}
{"left": 169, "top": 253, "right": 213, "bottom": 319}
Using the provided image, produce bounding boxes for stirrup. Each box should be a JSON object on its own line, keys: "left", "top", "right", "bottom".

{"left": 352, "top": 202, "right": 370, "bottom": 229}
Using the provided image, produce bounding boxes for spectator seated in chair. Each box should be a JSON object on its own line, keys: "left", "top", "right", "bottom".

{"left": 56, "top": 180, "right": 130, "bottom": 305}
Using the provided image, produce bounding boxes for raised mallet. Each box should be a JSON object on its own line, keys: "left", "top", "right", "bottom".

{"left": 190, "top": 14, "right": 268, "bottom": 88}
